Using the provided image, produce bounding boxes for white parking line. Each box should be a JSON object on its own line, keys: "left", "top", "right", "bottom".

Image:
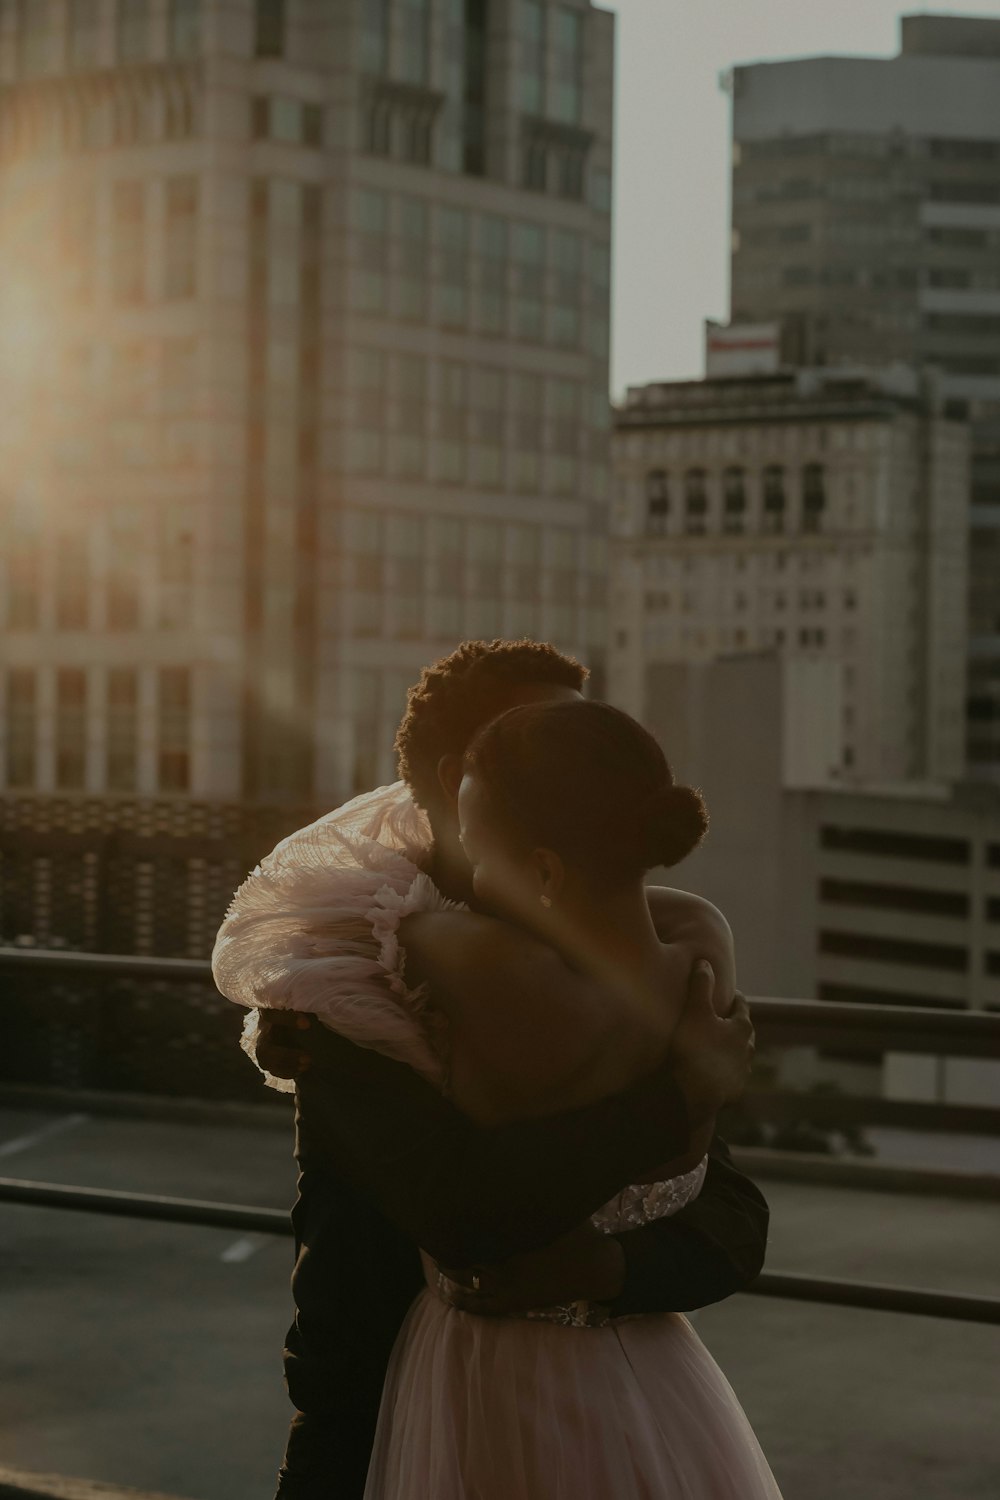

{"left": 0, "top": 1112, "right": 90, "bottom": 1159}
{"left": 220, "top": 1236, "right": 263, "bottom": 1264}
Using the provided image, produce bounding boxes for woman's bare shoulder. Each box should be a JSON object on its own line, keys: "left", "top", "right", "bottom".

{"left": 399, "top": 909, "right": 590, "bottom": 1017}
{"left": 645, "top": 886, "right": 736, "bottom": 1010}
{"left": 399, "top": 909, "right": 609, "bottom": 1119}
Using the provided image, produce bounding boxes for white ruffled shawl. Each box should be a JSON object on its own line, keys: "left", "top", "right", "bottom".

{"left": 211, "top": 782, "right": 457, "bottom": 1093}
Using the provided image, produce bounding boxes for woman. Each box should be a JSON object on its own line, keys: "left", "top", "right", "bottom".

{"left": 363, "top": 698, "right": 781, "bottom": 1499}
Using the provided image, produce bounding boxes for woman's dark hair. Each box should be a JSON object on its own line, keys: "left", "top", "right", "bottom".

{"left": 463, "top": 700, "right": 708, "bottom": 884}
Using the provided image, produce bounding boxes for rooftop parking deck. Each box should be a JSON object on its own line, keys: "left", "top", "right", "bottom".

{"left": 1, "top": 1101, "right": 998, "bottom": 1500}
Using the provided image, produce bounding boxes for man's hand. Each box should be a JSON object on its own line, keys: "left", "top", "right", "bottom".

{"left": 255, "top": 1008, "right": 313, "bottom": 1080}
{"left": 437, "top": 1220, "right": 625, "bottom": 1317}
{"left": 671, "top": 961, "right": 754, "bottom": 1129}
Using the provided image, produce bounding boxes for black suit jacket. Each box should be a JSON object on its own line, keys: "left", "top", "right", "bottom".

{"left": 274, "top": 1023, "right": 768, "bottom": 1499}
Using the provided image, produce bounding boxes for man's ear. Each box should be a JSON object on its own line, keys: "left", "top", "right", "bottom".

{"left": 531, "top": 847, "right": 565, "bottom": 902}
{"left": 436, "top": 753, "right": 464, "bottom": 806}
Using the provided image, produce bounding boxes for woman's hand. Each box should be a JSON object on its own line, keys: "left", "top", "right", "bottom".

{"left": 254, "top": 1008, "right": 313, "bottom": 1079}
{"left": 670, "top": 962, "right": 755, "bottom": 1128}
{"left": 435, "top": 1221, "right": 626, "bottom": 1317}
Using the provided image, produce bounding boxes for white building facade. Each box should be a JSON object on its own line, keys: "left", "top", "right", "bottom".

{"left": 0, "top": 0, "right": 613, "bottom": 809}
{"left": 609, "top": 367, "right": 969, "bottom": 785}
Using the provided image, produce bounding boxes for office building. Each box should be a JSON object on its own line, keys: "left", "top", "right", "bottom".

{"left": 0, "top": 0, "right": 614, "bottom": 815}
{"left": 728, "top": 12, "right": 1000, "bottom": 776}
{"left": 609, "top": 365, "right": 969, "bottom": 784}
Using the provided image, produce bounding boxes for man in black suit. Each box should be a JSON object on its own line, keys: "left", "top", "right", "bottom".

{"left": 235, "top": 642, "right": 766, "bottom": 1499}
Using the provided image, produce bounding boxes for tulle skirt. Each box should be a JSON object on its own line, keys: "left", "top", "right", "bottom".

{"left": 364, "top": 1289, "right": 782, "bottom": 1499}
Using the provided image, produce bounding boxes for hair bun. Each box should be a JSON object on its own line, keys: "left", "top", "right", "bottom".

{"left": 642, "top": 784, "right": 708, "bottom": 869}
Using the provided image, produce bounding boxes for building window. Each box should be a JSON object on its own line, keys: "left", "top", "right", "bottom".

{"left": 646, "top": 470, "right": 669, "bottom": 534}
{"left": 434, "top": 361, "right": 467, "bottom": 484}
{"left": 523, "top": 138, "right": 547, "bottom": 191}
{"left": 353, "top": 188, "right": 388, "bottom": 313}
{"left": 360, "top": 0, "right": 389, "bottom": 73}
{"left": 70, "top": 0, "right": 101, "bottom": 71}
{"left": 479, "top": 215, "right": 507, "bottom": 334}
{"left": 399, "top": 0, "right": 430, "bottom": 86}
{"left": 158, "top": 515, "right": 195, "bottom": 628}
{"left": 401, "top": 103, "right": 434, "bottom": 166}
{"left": 56, "top": 533, "right": 89, "bottom": 630}
{"left": 106, "top": 668, "right": 138, "bottom": 792}
{"left": 549, "top": 378, "right": 579, "bottom": 495}
{"left": 512, "top": 372, "right": 543, "bottom": 492}
{"left": 556, "top": 146, "right": 587, "bottom": 200}
{"left": 5, "top": 670, "right": 36, "bottom": 787}
{"left": 17, "top": 0, "right": 49, "bottom": 77}
{"left": 345, "top": 511, "right": 385, "bottom": 636}
{"left": 551, "top": 229, "right": 582, "bottom": 348}
{"left": 158, "top": 667, "right": 191, "bottom": 791}
{"left": 763, "top": 464, "right": 786, "bottom": 533}
{"left": 520, "top": 0, "right": 545, "bottom": 114}
{"left": 56, "top": 669, "right": 88, "bottom": 790}
{"left": 7, "top": 511, "right": 40, "bottom": 629}
{"left": 512, "top": 221, "right": 545, "bottom": 341}
{"left": 438, "top": 207, "right": 469, "bottom": 328}
{"left": 820, "top": 878, "right": 969, "bottom": 919}
{"left": 106, "top": 511, "right": 141, "bottom": 630}
{"left": 117, "top": 0, "right": 149, "bottom": 63}
{"left": 803, "top": 462, "right": 825, "bottom": 533}
{"left": 820, "top": 825, "right": 970, "bottom": 865}
{"left": 394, "top": 353, "right": 427, "bottom": 478}
{"left": 169, "top": 0, "right": 201, "bottom": 59}
{"left": 347, "top": 348, "right": 386, "bottom": 473}
{"left": 470, "top": 366, "right": 504, "bottom": 488}
{"left": 112, "top": 181, "right": 146, "bottom": 305}
{"left": 365, "top": 94, "right": 393, "bottom": 154}
{"left": 818, "top": 929, "right": 968, "bottom": 973}
{"left": 398, "top": 197, "right": 428, "bottom": 321}
{"left": 462, "top": 0, "right": 489, "bottom": 175}
{"left": 684, "top": 468, "right": 708, "bottom": 535}
{"left": 552, "top": 6, "right": 584, "bottom": 124}
{"left": 723, "top": 466, "right": 746, "bottom": 534}
{"left": 255, "top": 0, "right": 285, "bottom": 57}
{"left": 165, "top": 177, "right": 199, "bottom": 300}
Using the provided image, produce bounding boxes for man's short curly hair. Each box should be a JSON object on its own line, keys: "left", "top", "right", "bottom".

{"left": 395, "top": 639, "right": 588, "bottom": 812}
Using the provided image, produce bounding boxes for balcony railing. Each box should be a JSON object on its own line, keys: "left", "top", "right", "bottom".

{"left": 2, "top": 944, "right": 999, "bottom": 1327}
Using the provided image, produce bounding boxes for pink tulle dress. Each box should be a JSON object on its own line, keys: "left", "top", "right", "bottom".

{"left": 213, "top": 784, "right": 783, "bottom": 1500}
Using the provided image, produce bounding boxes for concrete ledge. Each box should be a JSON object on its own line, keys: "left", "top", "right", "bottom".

{"left": 733, "top": 1145, "right": 1000, "bottom": 1200}
{"left": 0, "top": 1467, "right": 196, "bottom": 1500}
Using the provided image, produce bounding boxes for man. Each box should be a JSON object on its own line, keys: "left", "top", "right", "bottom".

{"left": 216, "top": 641, "right": 765, "bottom": 1499}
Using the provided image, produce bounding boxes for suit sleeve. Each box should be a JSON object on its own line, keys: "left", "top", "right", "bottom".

{"left": 295, "top": 1024, "right": 693, "bottom": 1267}
{"left": 608, "top": 1136, "right": 769, "bottom": 1316}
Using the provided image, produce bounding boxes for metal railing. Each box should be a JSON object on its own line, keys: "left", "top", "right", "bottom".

{"left": 1, "top": 1172, "right": 998, "bottom": 1326}
{"left": 2, "top": 945, "right": 1000, "bottom": 1327}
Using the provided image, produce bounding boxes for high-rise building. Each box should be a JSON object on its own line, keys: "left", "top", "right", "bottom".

{"left": 0, "top": 0, "right": 613, "bottom": 811}
{"left": 609, "top": 365, "right": 969, "bottom": 785}
{"left": 727, "top": 12, "right": 1000, "bottom": 778}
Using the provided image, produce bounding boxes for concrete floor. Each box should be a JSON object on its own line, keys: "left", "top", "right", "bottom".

{"left": 0, "top": 1105, "right": 998, "bottom": 1500}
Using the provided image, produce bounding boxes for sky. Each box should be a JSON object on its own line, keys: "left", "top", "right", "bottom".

{"left": 607, "top": 1, "right": 1000, "bottom": 397}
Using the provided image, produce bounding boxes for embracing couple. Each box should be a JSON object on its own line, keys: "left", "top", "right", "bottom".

{"left": 212, "top": 639, "right": 782, "bottom": 1499}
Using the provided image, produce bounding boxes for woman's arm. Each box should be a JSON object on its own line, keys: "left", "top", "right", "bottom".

{"left": 434, "top": 1134, "right": 768, "bottom": 1317}
{"left": 289, "top": 967, "right": 755, "bottom": 1267}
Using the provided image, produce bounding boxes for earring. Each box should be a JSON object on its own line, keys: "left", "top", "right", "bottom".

{"left": 540, "top": 894, "right": 553, "bottom": 908}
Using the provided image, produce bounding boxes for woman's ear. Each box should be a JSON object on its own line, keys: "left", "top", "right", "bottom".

{"left": 436, "top": 753, "right": 464, "bottom": 806}
{"left": 531, "top": 847, "right": 565, "bottom": 903}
